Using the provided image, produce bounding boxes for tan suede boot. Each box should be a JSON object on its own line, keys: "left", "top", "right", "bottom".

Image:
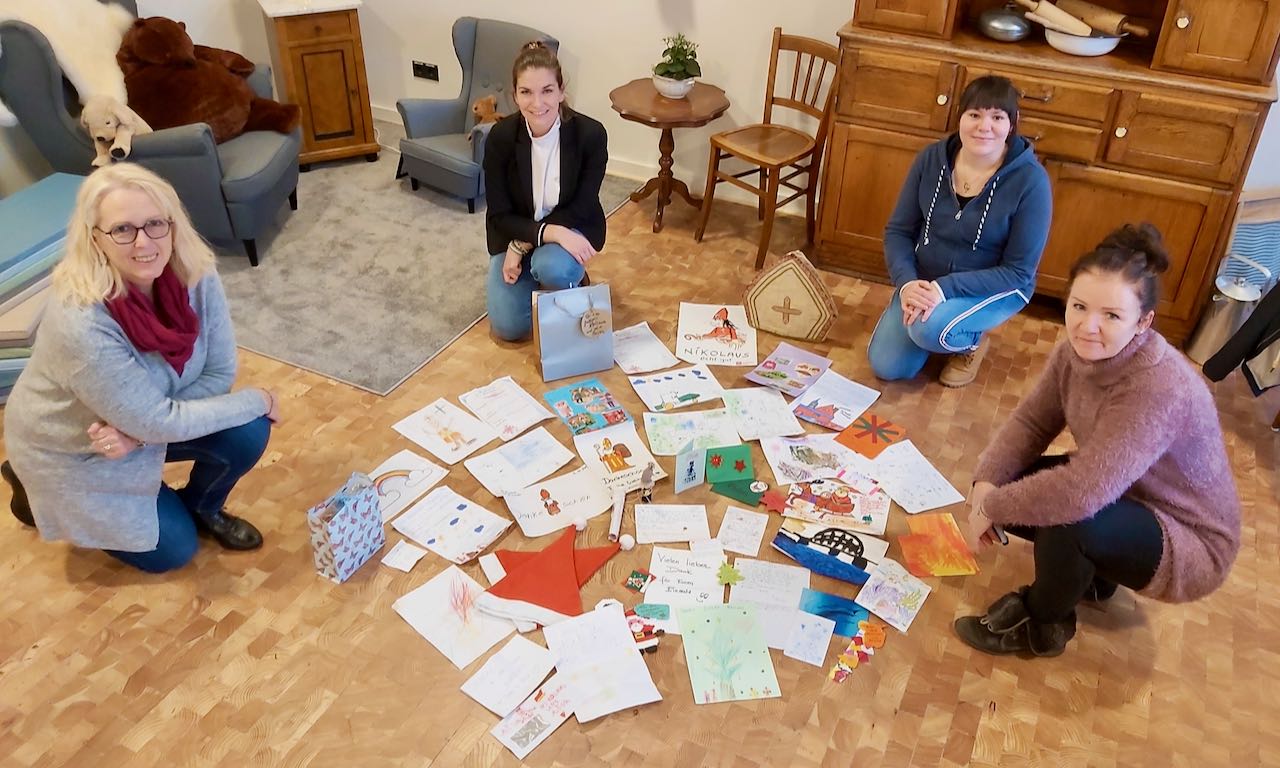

{"left": 940, "top": 336, "right": 990, "bottom": 388}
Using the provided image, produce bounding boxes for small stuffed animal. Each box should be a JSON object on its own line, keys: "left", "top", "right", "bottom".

{"left": 80, "top": 95, "right": 153, "bottom": 167}
{"left": 467, "top": 94, "right": 504, "bottom": 141}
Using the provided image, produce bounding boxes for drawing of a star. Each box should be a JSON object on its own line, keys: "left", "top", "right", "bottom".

{"left": 710, "top": 454, "right": 723, "bottom": 468}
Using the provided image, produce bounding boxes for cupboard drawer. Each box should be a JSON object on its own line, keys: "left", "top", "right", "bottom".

{"left": 280, "top": 10, "right": 353, "bottom": 43}
{"left": 1105, "top": 92, "right": 1259, "bottom": 184}
{"left": 1021, "top": 116, "right": 1102, "bottom": 163}
{"left": 837, "top": 48, "right": 958, "bottom": 131}
{"left": 962, "top": 67, "right": 1114, "bottom": 123}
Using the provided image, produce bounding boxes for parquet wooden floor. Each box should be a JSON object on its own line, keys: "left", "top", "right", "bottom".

{"left": 1, "top": 199, "right": 1277, "bottom": 768}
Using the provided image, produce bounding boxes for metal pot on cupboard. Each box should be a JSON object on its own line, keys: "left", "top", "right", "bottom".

{"left": 978, "top": 2, "right": 1032, "bottom": 41}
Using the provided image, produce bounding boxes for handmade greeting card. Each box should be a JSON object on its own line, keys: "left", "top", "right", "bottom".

{"left": 674, "top": 441, "right": 707, "bottom": 494}
{"left": 647, "top": 547, "right": 725, "bottom": 633}
{"left": 745, "top": 342, "right": 831, "bottom": 395}
{"left": 792, "top": 369, "right": 880, "bottom": 431}
{"left": 722, "top": 387, "right": 805, "bottom": 441}
{"left": 459, "top": 376, "right": 555, "bottom": 441}
{"left": 781, "top": 478, "right": 892, "bottom": 536}
{"left": 705, "top": 444, "right": 753, "bottom": 485}
{"left": 855, "top": 558, "right": 932, "bottom": 633}
{"left": 463, "top": 426, "right": 574, "bottom": 497}
{"left": 503, "top": 466, "right": 614, "bottom": 538}
{"left": 613, "top": 321, "right": 680, "bottom": 374}
{"left": 393, "top": 398, "right": 498, "bottom": 465}
{"left": 460, "top": 634, "right": 556, "bottom": 718}
{"left": 898, "top": 512, "right": 979, "bottom": 577}
{"left": 634, "top": 504, "right": 711, "bottom": 544}
{"left": 543, "top": 378, "right": 631, "bottom": 436}
{"left": 760, "top": 434, "right": 871, "bottom": 485}
{"left": 367, "top": 448, "right": 447, "bottom": 522}
{"left": 835, "top": 412, "right": 906, "bottom": 459}
{"left": 872, "top": 440, "right": 965, "bottom": 514}
{"left": 541, "top": 602, "right": 662, "bottom": 723}
{"left": 783, "top": 612, "right": 837, "bottom": 667}
{"left": 491, "top": 673, "right": 574, "bottom": 760}
{"left": 675, "top": 303, "right": 758, "bottom": 367}
{"left": 392, "top": 565, "right": 515, "bottom": 668}
{"left": 642, "top": 408, "right": 741, "bottom": 456}
{"left": 628, "top": 363, "right": 724, "bottom": 412}
{"left": 798, "top": 587, "right": 871, "bottom": 637}
{"left": 716, "top": 506, "right": 769, "bottom": 557}
{"left": 391, "top": 486, "right": 511, "bottom": 564}
{"left": 573, "top": 421, "right": 667, "bottom": 493}
{"left": 678, "top": 604, "right": 781, "bottom": 704}
{"left": 772, "top": 518, "right": 890, "bottom": 586}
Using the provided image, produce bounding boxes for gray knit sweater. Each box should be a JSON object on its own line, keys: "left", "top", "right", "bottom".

{"left": 4, "top": 272, "right": 268, "bottom": 552}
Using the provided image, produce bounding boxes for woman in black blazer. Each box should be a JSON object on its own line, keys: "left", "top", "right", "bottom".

{"left": 483, "top": 41, "right": 608, "bottom": 341}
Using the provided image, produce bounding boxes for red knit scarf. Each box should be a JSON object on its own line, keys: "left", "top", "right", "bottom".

{"left": 105, "top": 265, "right": 200, "bottom": 375}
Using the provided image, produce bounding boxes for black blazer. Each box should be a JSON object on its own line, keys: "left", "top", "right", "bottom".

{"left": 1204, "top": 285, "right": 1280, "bottom": 393}
{"left": 483, "top": 110, "right": 608, "bottom": 256}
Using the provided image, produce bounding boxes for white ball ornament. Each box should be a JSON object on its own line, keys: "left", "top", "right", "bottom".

{"left": 619, "top": 534, "right": 636, "bottom": 551}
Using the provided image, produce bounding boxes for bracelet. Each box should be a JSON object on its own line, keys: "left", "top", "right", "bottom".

{"left": 509, "top": 240, "right": 532, "bottom": 258}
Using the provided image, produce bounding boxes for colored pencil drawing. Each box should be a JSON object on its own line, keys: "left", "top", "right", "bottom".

{"left": 678, "top": 605, "right": 780, "bottom": 704}
{"left": 504, "top": 466, "right": 614, "bottom": 537}
{"left": 392, "top": 486, "right": 511, "bottom": 564}
{"left": 574, "top": 422, "right": 668, "bottom": 492}
{"left": 368, "top": 449, "right": 447, "bottom": 522}
{"left": 463, "top": 427, "right": 574, "bottom": 497}
{"left": 642, "top": 408, "right": 741, "bottom": 455}
{"left": 791, "top": 369, "right": 880, "bottom": 431}
{"left": 392, "top": 565, "right": 515, "bottom": 669}
{"left": 675, "top": 303, "right": 758, "bottom": 367}
{"left": 628, "top": 364, "right": 724, "bottom": 412}
{"left": 855, "top": 559, "right": 932, "bottom": 633}
{"left": 782, "top": 478, "right": 891, "bottom": 536}
{"left": 745, "top": 342, "right": 832, "bottom": 394}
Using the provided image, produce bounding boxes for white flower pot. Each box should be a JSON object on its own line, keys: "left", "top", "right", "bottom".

{"left": 652, "top": 74, "right": 695, "bottom": 99}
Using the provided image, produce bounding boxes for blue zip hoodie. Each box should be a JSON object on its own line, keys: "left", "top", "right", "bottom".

{"left": 883, "top": 134, "right": 1052, "bottom": 300}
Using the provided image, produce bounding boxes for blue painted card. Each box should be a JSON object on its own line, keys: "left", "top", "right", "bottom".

{"left": 798, "top": 587, "right": 870, "bottom": 637}
{"left": 542, "top": 378, "right": 632, "bottom": 435}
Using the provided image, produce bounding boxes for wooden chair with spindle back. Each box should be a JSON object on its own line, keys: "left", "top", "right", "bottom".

{"left": 692, "top": 27, "right": 840, "bottom": 269}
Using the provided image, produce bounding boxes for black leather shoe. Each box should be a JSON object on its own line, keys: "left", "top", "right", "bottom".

{"left": 954, "top": 615, "right": 1031, "bottom": 655}
{"left": 2, "top": 461, "right": 35, "bottom": 528}
{"left": 1028, "top": 612, "right": 1077, "bottom": 657}
{"left": 1084, "top": 577, "right": 1118, "bottom": 603}
{"left": 982, "top": 588, "right": 1033, "bottom": 633}
{"left": 194, "top": 509, "right": 263, "bottom": 551}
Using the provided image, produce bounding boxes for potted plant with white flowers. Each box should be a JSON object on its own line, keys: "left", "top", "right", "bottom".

{"left": 652, "top": 33, "right": 700, "bottom": 99}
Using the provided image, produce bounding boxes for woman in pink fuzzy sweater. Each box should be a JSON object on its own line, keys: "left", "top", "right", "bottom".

{"left": 954, "top": 223, "right": 1241, "bottom": 658}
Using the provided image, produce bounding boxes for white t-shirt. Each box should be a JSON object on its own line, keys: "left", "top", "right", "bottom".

{"left": 528, "top": 116, "right": 562, "bottom": 222}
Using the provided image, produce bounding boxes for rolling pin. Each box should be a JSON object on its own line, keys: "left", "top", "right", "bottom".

{"left": 1055, "top": 0, "right": 1152, "bottom": 37}
{"left": 1012, "top": 0, "right": 1094, "bottom": 36}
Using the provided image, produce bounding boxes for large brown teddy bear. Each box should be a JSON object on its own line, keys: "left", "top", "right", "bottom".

{"left": 117, "top": 17, "right": 299, "bottom": 144}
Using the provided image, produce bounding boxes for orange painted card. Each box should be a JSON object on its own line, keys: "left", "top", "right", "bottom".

{"left": 834, "top": 413, "right": 905, "bottom": 459}
{"left": 898, "top": 513, "right": 979, "bottom": 577}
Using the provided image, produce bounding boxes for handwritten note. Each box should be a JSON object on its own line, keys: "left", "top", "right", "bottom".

{"left": 460, "top": 635, "right": 556, "bottom": 717}
{"left": 491, "top": 673, "right": 573, "bottom": 760}
{"left": 503, "top": 466, "right": 615, "bottom": 538}
{"left": 541, "top": 602, "right": 662, "bottom": 722}
{"left": 647, "top": 547, "right": 725, "bottom": 633}
{"left": 727, "top": 558, "right": 811, "bottom": 649}
{"left": 783, "top": 612, "right": 837, "bottom": 667}
{"left": 871, "top": 440, "right": 964, "bottom": 514}
{"left": 716, "top": 506, "right": 769, "bottom": 557}
{"left": 613, "top": 321, "right": 680, "bottom": 374}
{"left": 380, "top": 540, "right": 428, "bottom": 572}
{"left": 459, "top": 376, "right": 555, "bottom": 441}
{"left": 634, "top": 504, "right": 711, "bottom": 544}
{"left": 392, "top": 486, "right": 511, "bottom": 564}
{"left": 463, "top": 426, "right": 574, "bottom": 497}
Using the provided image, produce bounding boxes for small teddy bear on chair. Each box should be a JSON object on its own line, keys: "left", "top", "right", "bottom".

{"left": 467, "top": 94, "right": 504, "bottom": 141}
{"left": 81, "top": 95, "right": 153, "bottom": 167}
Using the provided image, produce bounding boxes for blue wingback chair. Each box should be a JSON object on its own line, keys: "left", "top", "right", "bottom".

{"left": 0, "top": 0, "right": 300, "bottom": 266}
{"left": 395, "top": 17, "right": 557, "bottom": 213}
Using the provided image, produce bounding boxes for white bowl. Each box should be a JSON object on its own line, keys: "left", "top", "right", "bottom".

{"left": 1044, "top": 28, "right": 1124, "bottom": 56}
{"left": 652, "top": 74, "right": 695, "bottom": 99}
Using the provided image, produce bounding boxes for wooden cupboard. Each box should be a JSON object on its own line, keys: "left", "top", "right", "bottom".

{"left": 815, "top": 3, "right": 1279, "bottom": 344}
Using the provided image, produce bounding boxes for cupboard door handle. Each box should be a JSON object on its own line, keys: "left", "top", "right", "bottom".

{"left": 1115, "top": 126, "right": 1128, "bottom": 138}
{"left": 1176, "top": 14, "right": 1191, "bottom": 29}
{"left": 1023, "top": 90, "right": 1054, "bottom": 103}
{"left": 936, "top": 94, "right": 948, "bottom": 106}
{"left": 1028, "top": 133, "right": 1045, "bottom": 142}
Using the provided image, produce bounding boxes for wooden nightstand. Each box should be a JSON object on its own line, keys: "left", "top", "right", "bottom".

{"left": 258, "top": 0, "right": 380, "bottom": 168}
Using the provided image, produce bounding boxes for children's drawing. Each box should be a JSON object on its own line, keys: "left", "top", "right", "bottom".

{"left": 367, "top": 448, "right": 448, "bottom": 522}
{"left": 829, "top": 619, "right": 886, "bottom": 682}
{"left": 678, "top": 605, "right": 780, "bottom": 704}
{"left": 460, "top": 634, "right": 556, "bottom": 718}
{"left": 642, "top": 408, "right": 741, "bottom": 456}
{"left": 781, "top": 478, "right": 891, "bottom": 536}
{"left": 771, "top": 518, "right": 890, "bottom": 586}
{"left": 705, "top": 444, "right": 753, "bottom": 484}
{"left": 392, "top": 565, "right": 515, "bottom": 668}
{"left": 543, "top": 378, "right": 631, "bottom": 436}
{"left": 722, "top": 387, "right": 805, "bottom": 442}
{"left": 855, "top": 558, "right": 932, "bottom": 633}
{"left": 463, "top": 426, "right": 575, "bottom": 497}
{"left": 491, "top": 673, "right": 574, "bottom": 760}
{"left": 871, "top": 440, "right": 965, "bottom": 514}
{"left": 716, "top": 506, "right": 769, "bottom": 557}
{"left": 798, "top": 587, "right": 871, "bottom": 637}
{"left": 675, "top": 303, "right": 758, "bottom": 367}
{"left": 504, "top": 466, "right": 615, "bottom": 537}
{"left": 541, "top": 602, "right": 662, "bottom": 723}
{"left": 459, "top": 376, "right": 556, "bottom": 441}
{"left": 835, "top": 412, "right": 906, "bottom": 460}
{"left": 783, "top": 612, "right": 837, "bottom": 667}
{"left": 574, "top": 421, "right": 667, "bottom": 493}
{"left": 613, "top": 321, "right": 681, "bottom": 374}
{"left": 791, "top": 369, "right": 880, "bottom": 431}
{"left": 675, "top": 441, "right": 707, "bottom": 494}
{"left": 628, "top": 364, "right": 725, "bottom": 412}
{"left": 898, "top": 512, "right": 979, "bottom": 577}
{"left": 761, "top": 434, "right": 871, "bottom": 485}
{"left": 745, "top": 342, "right": 832, "bottom": 395}
{"left": 391, "top": 486, "right": 512, "bottom": 564}
{"left": 392, "top": 398, "right": 498, "bottom": 465}
{"left": 726, "top": 557, "right": 811, "bottom": 649}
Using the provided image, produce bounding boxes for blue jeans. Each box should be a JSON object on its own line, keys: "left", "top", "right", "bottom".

{"left": 867, "top": 287, "right": 1029, "bottom": 380}
{"left": 486, "top": 244, "right": 586, "bottom": 341}
{"left": 106, "top": 416, "right": 272, "bottom": 573}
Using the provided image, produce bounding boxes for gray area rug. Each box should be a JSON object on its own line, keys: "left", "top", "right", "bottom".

{"left": 220, "top": 153, "right": 639, "bottom": 394}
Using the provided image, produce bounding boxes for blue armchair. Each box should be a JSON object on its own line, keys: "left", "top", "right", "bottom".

{"left": 0, "top": 0, "right": 300, "bottom": 266}
{"left": 395, "top": 17, "right": 557, "bottom": 213}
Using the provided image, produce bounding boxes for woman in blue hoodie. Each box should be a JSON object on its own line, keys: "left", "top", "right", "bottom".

{"left": 868, "top": 76, "right": 1052, "bottom": 388}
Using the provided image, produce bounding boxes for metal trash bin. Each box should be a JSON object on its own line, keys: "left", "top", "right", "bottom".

{"left": 1186, "top": 253, "right": 1273, "bottom": 365}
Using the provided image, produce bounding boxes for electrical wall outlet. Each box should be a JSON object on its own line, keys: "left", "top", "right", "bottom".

{"left": 412, "top": 61, "right": 439, "bottom": 81}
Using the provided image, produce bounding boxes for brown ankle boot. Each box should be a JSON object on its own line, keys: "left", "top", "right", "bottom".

{"left": 940, "top": 336, "right": 990, "bottom": 388}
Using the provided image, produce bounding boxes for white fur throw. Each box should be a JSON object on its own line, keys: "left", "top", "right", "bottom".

{"left": 0, "top": 0, "right": 136, "bottom": 127}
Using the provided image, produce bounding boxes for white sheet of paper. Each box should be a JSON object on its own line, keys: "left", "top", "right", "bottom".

{"left": 727, "top": 558, "right": 811, "bottom": 649}
{"left": 367, "top": 449, "right": 448, "bottom": 522}
{"left": 491, "top": 672, "right": 573, "bottom": 760}
{"left": 674, "top": 441, "right": 707, "bottom": 494}
{"left": 392, "top": 486, "right": 511, "bottom": 564}
{"left": 613, "top": 321, "right": 680, "bottom": 374}
{"left": 503, "top": 466, "right": 615, "bottom": 538}
{"left": 760, "top": 434, "right": 873, "bottom": 485}
{"left": 460, "top": 635, "right": 556, "bottom": 717}
{"left": 464, "top": 426, "right": 574, "bottom": 497}
{"left": 722, "top": 387, "right": 805, "bottom": 441}
{"left": 675, "top": 302, "right": 758, "bottom": 366}
{"left": 393, "top": 398, "right": 498, "bottom": 465}
{"left": 627, "top": 364, "right": 725, "bottom": 412}
{"left": 783, "top": 611, "right": 836, "bottom": 666}
{"left": 393, "top": 565, "right": 515, "bottom": 669}
{"left": 542, "top": 602, "right": 662, "bottom": 723}
{"left": 641, "top": 408, "right": 741, "bottom": 456}
{"left": 572, "top": 421, "right": 667, "bottom": 492}
{"left": 791, "top": 369, "right": 881, "bottom": 431}
{"left": 871, "top": 440, "right": 965, "bottom": 514}
{"left": 380, "top": 540, "right": 428, "bottom": 572}
{"left": 646, "top": 546, "right": 725, "bottom": 634}
{"left": 459, "top": 376, "right": 556, "bottom": 441}
{"left": 716, "top": 506, "right": 769, "bottom": 557}
{"left": 634, "top": 504, "right": 711, "bottom": 544}
{"left": 855, "top": 558, "right": 932, "bottom": 632}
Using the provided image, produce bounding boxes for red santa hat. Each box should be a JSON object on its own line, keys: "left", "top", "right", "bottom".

{"left": 475, "top": 527, "right": 620, "bottom": 631}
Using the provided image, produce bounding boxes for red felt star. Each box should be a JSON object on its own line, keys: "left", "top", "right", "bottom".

{"left": 710, "top": 454, "right": 723, "bottom": 468}
{"left": 761, "top": 490, "right": 788, "bottom": 514}
{"left": 733, "top": 459, "right": 746, "bottom": 473}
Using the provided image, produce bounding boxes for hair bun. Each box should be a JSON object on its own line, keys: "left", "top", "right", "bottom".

{"left": 523, "top": 40, "right": 547, "bottom": 51}
{"left": 1097, "top": 222, "right": 1169, "bottom": 275}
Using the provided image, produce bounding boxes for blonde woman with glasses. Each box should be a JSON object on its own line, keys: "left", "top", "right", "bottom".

{"left": 2, "top": 163, "right": 279, "bottom": 573}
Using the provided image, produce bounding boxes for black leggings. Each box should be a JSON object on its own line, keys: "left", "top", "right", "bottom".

{"left": 1003, "top": 455, "right": 1164, "bottom": 623}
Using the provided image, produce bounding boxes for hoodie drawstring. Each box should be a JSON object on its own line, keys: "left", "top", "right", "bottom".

{"left": 921, "top": 166, "right": 944, "bottom": 249}
{"left": 972, "top": 177, "right": 997, "bottom": 251}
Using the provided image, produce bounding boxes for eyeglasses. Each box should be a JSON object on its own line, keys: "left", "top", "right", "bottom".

{"left": 96, "top": 218, "right": 172, "bottom": 245}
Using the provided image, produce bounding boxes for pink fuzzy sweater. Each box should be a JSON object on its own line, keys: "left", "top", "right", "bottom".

{"left": 974, "top": 331, "right": 1240, "bottom": 603}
